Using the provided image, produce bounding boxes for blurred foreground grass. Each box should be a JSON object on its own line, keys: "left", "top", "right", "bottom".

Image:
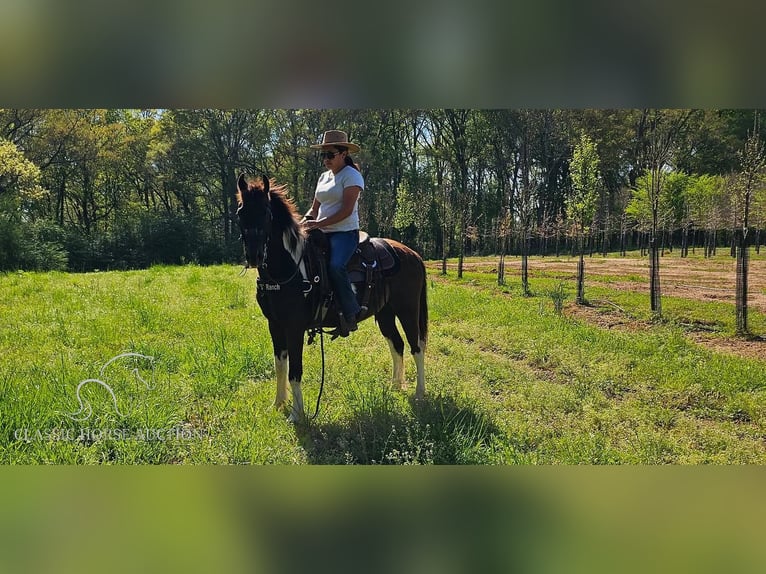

{"left": 1, "top": 467, "right": 765, "bottom": 574}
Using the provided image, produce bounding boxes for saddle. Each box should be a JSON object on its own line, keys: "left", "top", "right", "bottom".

{"left": 304, "top": 229, "right": 400, "bottom": 330}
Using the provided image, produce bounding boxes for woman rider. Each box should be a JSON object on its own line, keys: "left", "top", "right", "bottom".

{"left": 300, "top": 130, "right": 364, "bottom": 336}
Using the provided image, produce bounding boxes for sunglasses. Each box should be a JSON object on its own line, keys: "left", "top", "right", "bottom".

{"left": 319, "top": 150, "right": 343, "bottom": 160}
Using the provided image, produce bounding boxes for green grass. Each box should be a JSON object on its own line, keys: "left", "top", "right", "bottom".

{"left": 1, "top": 257, "right": 765, "bottom": 464}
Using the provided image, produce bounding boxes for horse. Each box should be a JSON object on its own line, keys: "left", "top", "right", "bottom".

{"left": 236, "top": 173, "right": 427, "bottom": 422}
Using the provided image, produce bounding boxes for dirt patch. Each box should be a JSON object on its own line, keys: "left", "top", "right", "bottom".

{"left": 429, "top": 254, "right": 766, "bottom": 362}
{"left": 563, "top": 303, "right": 648, "bottom": 332}
{"left": 430, "top": 254, "right": 766, "bottom": 313}
{"left": 565, "top": 299, "right": 766, "bottom": 362}
{"left": 686, "top": 333, "right": 766, "bottom": 362}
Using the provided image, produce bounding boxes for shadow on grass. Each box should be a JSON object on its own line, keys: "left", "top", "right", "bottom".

{"left": 298, "top": 389, "right": 504, "bottom": 464}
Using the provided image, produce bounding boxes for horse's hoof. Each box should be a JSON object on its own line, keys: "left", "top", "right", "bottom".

{"left": 287, "top": 410, "right": 305, "bottom": 424}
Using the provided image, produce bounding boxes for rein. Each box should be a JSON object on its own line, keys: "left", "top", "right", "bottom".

{"left": 311, "top": 329, "right": 326, "bottom": 420}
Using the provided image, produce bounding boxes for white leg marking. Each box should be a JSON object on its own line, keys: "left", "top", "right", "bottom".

{"left": 414, "top": 339, "right": 426, "bottom": 400}
{"left": 288, "top": 379, "right": 305, "bottom": 423}
{"left": 387, "top": 338, "right": 405, "bottom": 389}
{"left": 274, "top": 352, "right": 288, "bottom": 408}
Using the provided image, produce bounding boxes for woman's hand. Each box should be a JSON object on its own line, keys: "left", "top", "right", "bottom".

{"left": 302, "top": 219, "right": 321, "bottom": 231}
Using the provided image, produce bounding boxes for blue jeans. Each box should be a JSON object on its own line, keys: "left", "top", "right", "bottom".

{"left": 326, "top": 230, "right": 361, "bottom": 319}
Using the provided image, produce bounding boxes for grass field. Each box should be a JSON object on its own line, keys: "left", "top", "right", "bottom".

{"left": 1, "top": 251, "right": 765, "bottom": 464}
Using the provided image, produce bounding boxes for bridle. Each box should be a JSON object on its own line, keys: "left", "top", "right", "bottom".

{"left": 237, "top": 199, "right": 272, "bottom": 270}
{"left": 238, "top": 209, "right": 313, "bottom": 294}
{"left": 238, "top": 200, "right": 326, "bottom": 420}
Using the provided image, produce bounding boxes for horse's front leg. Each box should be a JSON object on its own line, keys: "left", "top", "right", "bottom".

{"left": 268, "top": 321, "right": 289, "bottom": 410}
{"left": 286, "top": 328, "right": 306, "bottom": 423}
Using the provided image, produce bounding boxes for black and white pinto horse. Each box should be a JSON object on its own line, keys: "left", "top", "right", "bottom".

{"left": 236, "top": 174, "right": 427, "bottom": 422}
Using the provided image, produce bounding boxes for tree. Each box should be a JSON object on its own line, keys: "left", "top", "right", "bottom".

{"left": 517, "top": 111, "right": 539, "bottom": 296}
{"left": 732, "top": 114, "right": 766, "bottom": 336}
{"left": 158, "top": 109, "right": 266, "bottom": 245}
{"left": 437, "top": 109, "right": 479, "bottom": 278}
{"left": 637, "top": 109, "right": 695, "bottom": 317}
{"left": 0, "top": 137, "right": 44, "bottom": 207}
{"left": 484, "top": 109, "right": 522, "bottom": 286}
{"left": 568, "top": 131, "right": 600, "bottom": 304}
{"left": 0, "top": 137, "right": 51, "bottom": 270}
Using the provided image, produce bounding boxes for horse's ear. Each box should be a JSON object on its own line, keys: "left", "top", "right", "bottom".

{"left": 237, "top": 173, "right": 248, "bottom": 193}
{"left": 261, "top": 175, "right": 270, "bottom": 195}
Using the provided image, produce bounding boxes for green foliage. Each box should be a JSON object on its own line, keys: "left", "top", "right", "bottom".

{"left": 0, "top": 137, "right": 45, "bottom": 205}
{"left": 0, "top": 217, "right": 68, "bottom": 271}
{"left": 685, "top": 174, "right": 727, "bottom": 230}
{"left": 626, "top": 171, "right": 692, "bottom": 232}
{"left": 3, "top": 108, "right": 766, "bottom": 271}
{"left": 393, "top": 182, "right": 417, "bottom": 230}
{"left": 662, "top": 171, "right": 691, "bottom": 226}
{"left": 549, "top": 282, "right": 569, "bottom": 315}
{"left": 65, "top": 211, "right": 234, "bottom": 271}
{"left": 567, "top": 130, "right": 600, "bottom": 233}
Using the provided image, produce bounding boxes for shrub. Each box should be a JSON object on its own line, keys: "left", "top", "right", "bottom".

{"left": 0, "top": 218, "right": 68, "bottom": 271}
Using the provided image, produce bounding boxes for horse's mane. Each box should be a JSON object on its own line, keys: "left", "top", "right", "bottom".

{"left": 237, "top": 177, "right": 305, "bottom": 252}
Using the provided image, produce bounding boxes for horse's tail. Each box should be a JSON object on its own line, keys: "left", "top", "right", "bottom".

{"left": 419, "top": 259, "right": 428, "bottom": 345}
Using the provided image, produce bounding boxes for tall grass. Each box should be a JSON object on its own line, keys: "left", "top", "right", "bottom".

{"left": 1, "top": 257, "right": 765, "bottom": 464}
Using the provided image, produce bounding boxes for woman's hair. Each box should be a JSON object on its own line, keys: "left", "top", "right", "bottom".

{"left": 335, "top": 146, "right": 360, "bottom": 172}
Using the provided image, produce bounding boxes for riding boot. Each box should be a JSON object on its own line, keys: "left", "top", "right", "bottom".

{"left": 337, "top": 313, "right": 358, "bottom": 337}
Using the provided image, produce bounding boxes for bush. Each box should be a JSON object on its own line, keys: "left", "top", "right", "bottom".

{"left": 1, "top": 211, "right": 238, "bottom": 272}
{"left": 0, "top": 217, "right": 68, "bottom": 271}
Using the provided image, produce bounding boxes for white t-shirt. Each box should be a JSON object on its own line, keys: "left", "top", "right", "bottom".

{"left": 315, "top": 165, "right": 364, "bottom": 232}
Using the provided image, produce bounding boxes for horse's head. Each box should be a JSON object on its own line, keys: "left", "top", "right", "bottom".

{"left": 237, "top": 173, "right": 272, "bottom": 268}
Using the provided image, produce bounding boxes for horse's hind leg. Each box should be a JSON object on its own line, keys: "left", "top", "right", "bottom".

{"left": 394, "top": 306, "right": 426, "bottom": 400}
{"left": 375, "top": 305, "right": 405, "bottom": 389}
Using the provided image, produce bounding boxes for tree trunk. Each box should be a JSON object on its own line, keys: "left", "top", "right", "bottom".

{"left": 649, "top": 237, "right": 662, "bottom": 316}
{"left": 620, "top": 224, "right": 626, "bottom": 256}
{"left": 735, "top": 229, "right": 749, "bottom": 336}
{"left": 576, "top": 238, "right": 586, "bottom": 305}
{"left": 521, "top": 234, "right": 530, "bottom": 296}
{"left": 56, "top": 175, "right": 66, "bottom": 226}
{"left": 457, "top": 210, "right": 466, "bottom": 279}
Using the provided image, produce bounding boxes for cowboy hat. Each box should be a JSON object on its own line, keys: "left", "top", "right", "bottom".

{"left": 310, "top": 130, "right": 360, "bottom": 154}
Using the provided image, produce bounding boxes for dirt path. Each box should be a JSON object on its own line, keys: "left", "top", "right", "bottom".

{"left": 430, "top": 254, "right": 766, "bottom": 313}
{"left": 428, "top": 254, "right": 766, "bottom": 362}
